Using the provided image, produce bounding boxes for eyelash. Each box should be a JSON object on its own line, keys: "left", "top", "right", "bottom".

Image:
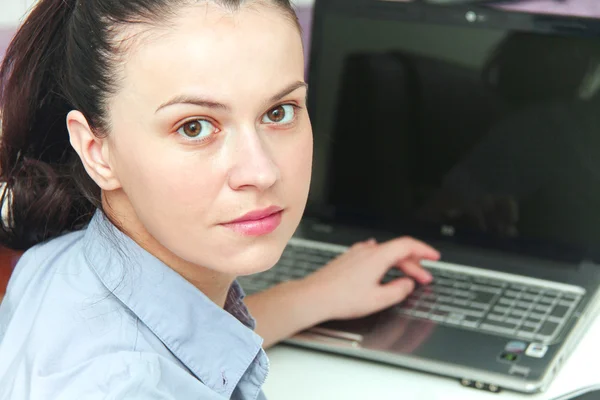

{"left": 173, "top": 102, "right": 302, "bottom": 143}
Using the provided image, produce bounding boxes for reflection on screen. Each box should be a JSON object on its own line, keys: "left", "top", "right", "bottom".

{"left": 309, "top": 11, "right": 600, "bottom": 258}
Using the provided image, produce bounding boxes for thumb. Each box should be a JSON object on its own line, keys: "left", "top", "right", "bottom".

{"left": 376, "top": 278, "right": 415, "bottom": 310}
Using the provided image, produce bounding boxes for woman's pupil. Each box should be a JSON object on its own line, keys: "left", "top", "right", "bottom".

{"left": 269, "top": 106, "right": 284, "bottom": 122}
{"left": 185, "top": 122, "right": 202, "bottom": 137}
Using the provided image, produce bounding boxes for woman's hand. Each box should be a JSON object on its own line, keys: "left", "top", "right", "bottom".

{"left": 302, "top": 237, "right": 440, "bottom": 321}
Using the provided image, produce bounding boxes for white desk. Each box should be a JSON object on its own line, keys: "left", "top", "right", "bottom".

{"left": 264, "top": 313, "right": 600, "bottom": 400}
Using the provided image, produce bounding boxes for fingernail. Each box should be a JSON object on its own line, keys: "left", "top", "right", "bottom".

{"left": 424, "top": 270, "right": 433, "bottom": 282}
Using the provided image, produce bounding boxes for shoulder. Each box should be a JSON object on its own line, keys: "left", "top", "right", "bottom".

{"left": 0, "top": 229, "right": 144, "bottom": 388}
{"left": 0, "top": 351, "right": 221, "bottom": 400}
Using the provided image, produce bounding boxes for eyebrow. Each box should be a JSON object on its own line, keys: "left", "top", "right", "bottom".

{"left": 155, "top": 81, "right": 308, "bottom": 114}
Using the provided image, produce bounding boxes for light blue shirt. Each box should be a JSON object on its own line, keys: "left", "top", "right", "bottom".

{"left": 0, "top": 211, "right": 269, "bottom": 399}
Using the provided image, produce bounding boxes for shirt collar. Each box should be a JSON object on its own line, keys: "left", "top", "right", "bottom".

{"left": 82, "top": 211, "right": 263, "bottom": 397}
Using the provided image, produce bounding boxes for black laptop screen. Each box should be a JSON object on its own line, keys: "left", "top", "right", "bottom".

{"left": 307, "top": 2, "right": 600, "bottom": 261}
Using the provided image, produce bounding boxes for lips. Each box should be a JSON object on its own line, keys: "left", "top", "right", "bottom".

{"left": 221, "top": 206, "right": 283, "bottom": 236}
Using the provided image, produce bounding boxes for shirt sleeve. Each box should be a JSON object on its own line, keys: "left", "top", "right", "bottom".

{"left": 22, "top": 352, "right": 225, "bottom": 400}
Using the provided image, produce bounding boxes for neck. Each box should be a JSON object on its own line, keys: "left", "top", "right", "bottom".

{"left": 101, "top": 191, "right": 234, "bottom": 308}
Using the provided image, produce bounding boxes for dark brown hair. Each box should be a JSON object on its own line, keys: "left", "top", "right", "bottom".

{"left": 0, "top": 0, "right": 299, "bottom": 250}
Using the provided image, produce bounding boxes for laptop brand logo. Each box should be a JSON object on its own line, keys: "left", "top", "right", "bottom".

{"left": 441, "top": 225, "right": 456, "bottom": 237}
{"left": 311, "top": 223, "right": 333, "bottom": 234}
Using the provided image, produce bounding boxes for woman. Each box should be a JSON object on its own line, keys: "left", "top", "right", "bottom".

{"left": 0, "top": 0, "right": 439, "bottom": 398}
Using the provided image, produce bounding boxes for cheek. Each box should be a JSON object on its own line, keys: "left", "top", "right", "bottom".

{"left": 279, "top": 129, "right": 313, "bottom": 195}
{"left": 114, "top": 139, "right": 220, "bottom": 219}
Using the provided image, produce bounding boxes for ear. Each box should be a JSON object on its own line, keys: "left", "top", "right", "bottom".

{"left": 66, "top": 110, "right": 122, "bottom": 191}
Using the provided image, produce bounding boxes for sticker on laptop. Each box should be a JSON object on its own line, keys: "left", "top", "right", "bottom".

{"left": 499, "top": 351, "right": 519, "bottom": 363}
{"left": 525, "top": 343, "right": 548, "bottom": 358}
{"left": 505, "top": 341, "right": 527, "bottom": 353}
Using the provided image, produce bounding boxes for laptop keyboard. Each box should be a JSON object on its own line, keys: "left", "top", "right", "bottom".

{"left": 238, "top": 241, "right": 583, "bottom": 343}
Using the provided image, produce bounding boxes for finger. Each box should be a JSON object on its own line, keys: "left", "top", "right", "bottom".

{"left": 379, "top": 237, "right": 440, "bottom": 265}
{"left": 375, "top": 278, "right": 415, "bottom": 310}
{"left": 395, "top": 258, "right": 432, "bottom": 284}
{"left": 349, "top": 239, "right": 371, "bottom": 251}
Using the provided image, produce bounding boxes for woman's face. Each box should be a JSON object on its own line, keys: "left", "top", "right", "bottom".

{"left": 103, "top": 2, "right": 311, "bottom": 275}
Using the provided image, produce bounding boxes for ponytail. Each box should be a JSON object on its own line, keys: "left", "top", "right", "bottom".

{"left": 0, "top": 0, "right": 96, "bottom": 250}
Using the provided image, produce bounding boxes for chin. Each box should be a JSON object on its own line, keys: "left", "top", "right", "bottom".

{"left": 227, "top": 249, "right": 284, "bottom": 277}
{"left": 225, "top": 234, "right": 292, "bottom": 277}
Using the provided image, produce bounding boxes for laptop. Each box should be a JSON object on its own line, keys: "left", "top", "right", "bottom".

{"left": 239, "top": 0, "right": 600, "bottom": 394}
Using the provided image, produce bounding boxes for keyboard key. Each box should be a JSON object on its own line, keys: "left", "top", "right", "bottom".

{"left": 547, "top": 316, "right": 563, "bottom": 324}
{"left": 452, "top": 298, "right": 469, "bottom": 306}
{"left": 480, "top": 323, "right": 516, "bottom": 335}
{"left": 413, "top": 310, "right": 430, "bottom": 318}
{"left": 290, "top": 269, "right": 307, "bottom": 278}
{"left": 522, "top": 320, "right": 540, "bottom": 328}
{"left": 436, "top": 287, "right": 456, "bottom": 296}
{"left": 562, "top": 293, "right": 579, "bottom": 301}
{"left": 517, "top": 331, "right": 536, "bottom": 340}
{"left": 438, "top": 295, "right": 453, "bottom": 303}
{"left": 430, "top": 309, "right": 449, "bottom": 322}
{"left": 519, "top": 324, "right": 537, "bottom": 333}
{"left": 505, "top": 290, "right": 521, "bottom": 298}
{"left": 437, "top": 305, "right": 484, "bottom": 318}
{"left": 461, "top": 315, "right": 481, "bottom": 328}
{"left": 416, "top": 304, "right": 432, "bottom": 313}
{"left": 509, "top": 309, "right": 526, "bottom": 318}
{"left": 432, "top": 270, "right": 451, "bottom": 278}
{"left": 453, "top": 274, "right": 470, "bottom": 282}
{"left": 538, "top": 321, "right": 560, "bottom": 337}
{"left": 469, "top": 301, "right": 490, "bottom": 310}
{"left": 454, "top": 282, "right": 470, "bottom": 290}
{"left": 296, "top": 261, "right": 315, "bottom": 271}
{"left": 471, "top": 291, "right": 496, "bottom": 304}
{"left": 303, "top": 247, "right": 321, "bottom": 255}
{"left": 549, "top": 305, "right": 570, "bottom": 319}
{"left": 528, "top": 312, "right": 545, "bottom": 321}
{"left": 493, "top": 306, "right": 509, "bottom": 314}
{"left": 521, "top": 293, "right": 538, "bottom": 302}
{"left": 453, "top": 290, "right": 472, "bottom": 299}
{"left": 473, "top": 277, "right": 505, "bottom": 288}
{"left": 446, "top": 313, "right": 465, "bottom": 325}
{"left": 526, "top": 287, "right": 542, "bottom": 295}
{"left": 558, "top": 299, "right": 576, "bottom": 307}
{"left": 505, "top": 317, "right": 522, "bottom": 325}
{"left": 421, "top": 293, "right": 437, "bottom": 302}
{"left": 470, "top": 285, "right": 502, "bottom": 294}
{"left": 534, "top": 304, "right": 551, "bottom": 313}
{"left": 434, "top": 278, "right": 455, "bottom": 287}
{"left": 498, "top": 298, "right": 516, "bottom": 306}
{"left": 539, "top": 296, "right": 555, "bottom": 305}
{"left": 522, "top": 320, "right": 541, "bottom": 329}
{"left": 486, "top": 314, "right": 504, "bottom": 322}
{"left": 510, "top": 284, "right": 526, "bottom": 291}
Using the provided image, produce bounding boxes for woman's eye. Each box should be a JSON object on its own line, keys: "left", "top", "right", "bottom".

{"left": 177, "top": 119, "right": 217, "bottom": 140}
{"left": 262, "top": 104, "right": 296, "bottom": 124}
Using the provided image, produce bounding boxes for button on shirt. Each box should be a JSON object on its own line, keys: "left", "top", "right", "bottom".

{"left": 0, "top": 211, "right": 269, "bottom": 399}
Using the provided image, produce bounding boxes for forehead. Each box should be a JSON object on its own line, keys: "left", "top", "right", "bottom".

{"left": 115, "top": 2, "right": 304, "bottom": 108}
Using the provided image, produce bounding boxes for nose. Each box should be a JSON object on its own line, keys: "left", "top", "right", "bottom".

{"left": 227, "top": 127, "right": 279, "bottom": 192}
